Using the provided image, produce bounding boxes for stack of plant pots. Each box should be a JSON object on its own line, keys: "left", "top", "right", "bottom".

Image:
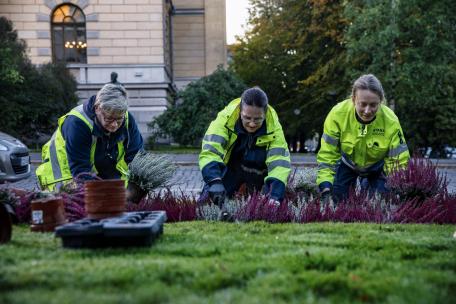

{"left": 84, "top": 179, "right": 126, "bottom": 219}
{"left": 30, "top": 196, "right": 67, "bottom": 232}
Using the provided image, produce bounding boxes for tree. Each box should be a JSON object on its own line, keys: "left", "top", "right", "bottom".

{"left": 149, "top": 66, "right": 247, "bottom": 146}
{"left": 0, "top": 17, "right": 78, "bottom": 145}
{"left": 344, "top": 0, "right": 456, "bottom": 152}
{"left": 231, "top": 0, "right": 349, "bottom": 149}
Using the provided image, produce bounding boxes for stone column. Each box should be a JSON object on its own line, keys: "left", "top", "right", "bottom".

{"left": 204, "top": 0, "right": 227, "bottom": 74}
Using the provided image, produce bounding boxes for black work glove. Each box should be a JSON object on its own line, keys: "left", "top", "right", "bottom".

{"left": 208, "top": 182, "right": 226, "bottom": 206}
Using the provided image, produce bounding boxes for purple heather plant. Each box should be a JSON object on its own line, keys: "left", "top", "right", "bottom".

{"left": 14, "top": 191, "right": 37, "bottom": 223}
{"left": 7, "top": 158, "right": 456, "bottom": 225}
{"left": 298, "top": 197, "right": 328, "bottom": 223}
{"left": 60, "top": 191, "right": 86, "bottom": 222}
{"left": 386, "top": 156, "right": 448, "bottom": 202}
{"left": 126, "top": 190, "right": 197, "bottom": 222}
{"left": 334, "top": 189, "right": 384, "bottom": 223}
{"left": 52, "top": 180, "right": 87, "bottom": 222}
{"left": 9, "top": 181, "right": 456, "bottom": 225}
{"left": 392, "top": 194, "right": 456, "bottom": 224}
{"left": 234, "top": 192, "right": 293, "bottom": 223}
{"left": 12, "top": 180, "right": 88, "bottom": 224}
{"left": 298, "top": 189, "right": 390, "bottom": 224}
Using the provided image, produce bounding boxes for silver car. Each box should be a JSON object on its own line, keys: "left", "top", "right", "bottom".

{"left": 0, "top": 132, "right": 31, "bottom": 183}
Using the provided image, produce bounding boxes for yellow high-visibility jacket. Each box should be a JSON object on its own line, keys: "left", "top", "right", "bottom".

{"left": 35, "top": 104, "right": 129, "bottom": 191}
{"left": 317, "top": 99, "right": 410, "bottom": 187}
{"left": 199, "top": 98, "right": 291, "bottom": 189}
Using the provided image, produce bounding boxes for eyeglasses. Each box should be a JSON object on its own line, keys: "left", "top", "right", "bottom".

{"left": 101, "top": 111, "right": 125, "bottom": 125}
{"left": 240, "top": 113, "right": 265, "bottom": 125}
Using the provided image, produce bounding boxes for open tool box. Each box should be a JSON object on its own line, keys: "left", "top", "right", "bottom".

{"left": 55, "top": 211, "right": 166, "bottom": 248}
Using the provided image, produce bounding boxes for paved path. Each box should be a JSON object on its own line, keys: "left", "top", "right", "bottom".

{"left": 30, "top": 152, "right": 456, "bottom": 167}
{"left": 3, "top": 157, "right": 456, "bottom": 194}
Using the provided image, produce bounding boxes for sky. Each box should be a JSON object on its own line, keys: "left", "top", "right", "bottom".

{"left": 226, "top": 0, "right": 251, "bottom": 45}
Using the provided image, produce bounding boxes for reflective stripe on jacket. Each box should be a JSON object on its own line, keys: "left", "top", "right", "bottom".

{"left": 35, "top": 104, "right": 129, "bottom": 190}
{"left": 199, "top": 98, "right": 291, "bottom": 186}
{"left": 316, "top": 99, "right": 410, "bottom": 187}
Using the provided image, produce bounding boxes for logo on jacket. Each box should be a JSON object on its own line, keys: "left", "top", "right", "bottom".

{"left": 372, "top": 128, "right": 385, "bottom": 136}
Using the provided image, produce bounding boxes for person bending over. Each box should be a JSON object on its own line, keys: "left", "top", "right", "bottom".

{"left": 199, "top": 87, "right": 291, "bottom": 209}
{"left": 317, "top": 74, "right": 410, "bottom": 202}
{"left": 36, "top": 83, "right": 143, "bottom": 194}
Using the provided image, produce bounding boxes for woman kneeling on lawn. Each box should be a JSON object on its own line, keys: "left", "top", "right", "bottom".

{"left": 317, "top": 74, "right": 410, "bottom": 202}
{"left": 36, "top": 83, "right": 144, "bottom": 199}
{"left": 199, "top": 87, "right": 291, "bottom": 210}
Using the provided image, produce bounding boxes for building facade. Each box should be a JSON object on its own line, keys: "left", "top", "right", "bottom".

{"left": 0, "top": 0, "right": 227, "bottom": 138}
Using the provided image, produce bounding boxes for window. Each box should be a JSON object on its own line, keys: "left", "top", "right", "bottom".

{"left": 51, "top": 4, "right": 87, "bottom": 63}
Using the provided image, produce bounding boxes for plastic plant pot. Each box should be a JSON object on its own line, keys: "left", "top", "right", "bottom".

{"left": 84, "top": 179, "right": 126, "bottom": 219}
{"left": 30, "top": 197, "right": 66, "bottom": 232}
{"left": 126, "top": 182, "right": 147, "bottom": 205}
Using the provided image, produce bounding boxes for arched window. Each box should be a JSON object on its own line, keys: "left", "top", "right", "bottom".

{"left": 51, "top": 4, "right": 87, "bottom": 63}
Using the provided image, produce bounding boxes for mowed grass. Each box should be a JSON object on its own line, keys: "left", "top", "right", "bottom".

{"left": 0, "top": 222, "right": 455, "bottom": 304}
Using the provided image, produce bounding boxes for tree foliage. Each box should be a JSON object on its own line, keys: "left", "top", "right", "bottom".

{"left": 149, "top": 66, "right": 247, "bottom": 146}
{"left": 231, "top": 0, "right": 456, "bottom": 152}
{"left": 345, "top": 0, "right": 456, "bottom": 151}
{"left": 231, "top": 0, "right": 349, "bottom": 144}
{"left": 0, "top": 17, "right": 78, "bottom": 145}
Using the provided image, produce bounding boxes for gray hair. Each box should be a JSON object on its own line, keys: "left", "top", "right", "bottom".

{"left": 351, "top": 74, "right": 385, "bottom": 101}
{"left": 95, "top": 83, "right": 128, "bottom": 113}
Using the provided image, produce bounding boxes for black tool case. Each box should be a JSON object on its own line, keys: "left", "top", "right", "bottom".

{"left": 55, "top": 211, "right": 167, "bottom": 248}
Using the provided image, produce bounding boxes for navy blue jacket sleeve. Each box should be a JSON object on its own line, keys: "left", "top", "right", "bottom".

{"left": 124, "top": 112, "right": 144, "bottom": 163}
{"left": 61, "top": 115, "right": 94, "bottom": 178}
{"left": 263, "top": 177, "right": 286, "bottom": 201}
{"left": 201, "top": 161, "right": 226, "bottom": 185}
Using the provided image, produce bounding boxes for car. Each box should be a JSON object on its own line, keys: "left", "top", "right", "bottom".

{"left": 420, "top": 146, "right": 456, "bottom": 159}
{"left": 0, "top": 132, "right": 31, "bottom": 183}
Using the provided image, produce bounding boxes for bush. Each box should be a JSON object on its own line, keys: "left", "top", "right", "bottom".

{"left": 149, "top": 66, "right": 247, "bottom": 146}
{"left": 0, "top": 17, "right": 78, "bottom": 146}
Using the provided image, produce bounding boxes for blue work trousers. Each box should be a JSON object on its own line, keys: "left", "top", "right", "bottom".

{"left": 332, "top": 161, "right": 388, "bottom": 202}
{"left": 199, "top": 165, "right": 266, "bottom": 204}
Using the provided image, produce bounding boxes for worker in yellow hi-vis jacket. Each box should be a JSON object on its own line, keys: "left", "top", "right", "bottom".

{"left": 317, "top": 74, "right": 410, "bottom": 202}
{"left": 199, "top": 87, "right": 291, "bottom": 210}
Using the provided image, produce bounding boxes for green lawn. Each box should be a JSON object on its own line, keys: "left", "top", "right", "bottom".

{"left": 1, "top": 222, "right": 455, "bottom": 304}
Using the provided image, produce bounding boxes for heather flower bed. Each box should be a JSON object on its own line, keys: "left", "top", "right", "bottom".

{"left": 6, "top": 157, "right": 456, "bottom": 225}
{"left": 0, "top": 223, "right": 455, "bottom": 303}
